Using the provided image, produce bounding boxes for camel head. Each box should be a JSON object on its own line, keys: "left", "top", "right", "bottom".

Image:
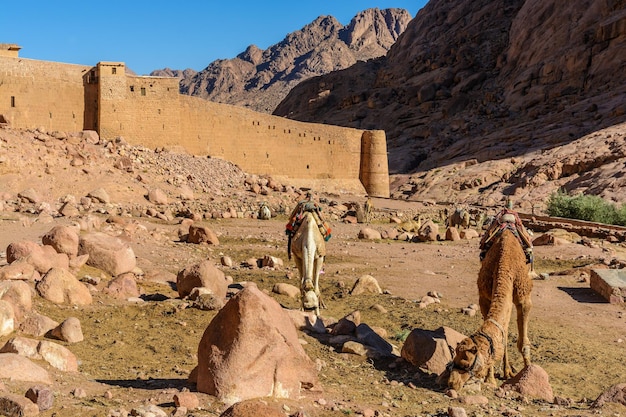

{"left": 447, "top": 337, "right": 488, "bottom": 391}
{"left": 302, "top": 290, "right": 318, "bottom": 311}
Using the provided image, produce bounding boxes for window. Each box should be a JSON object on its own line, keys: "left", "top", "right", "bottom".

{"left": 130, "top": 86, "right": 134, "bottom": 92}
{"left": 10, "top": 96, "right": 15, "bottom": 107}
{"left": 112, "top": 67, "right": 117, "bottom": 75}
{"left": 141, "top": 87, "right": 146, "bottom": 96}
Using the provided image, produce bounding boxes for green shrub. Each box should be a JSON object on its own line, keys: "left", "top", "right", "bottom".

{"left": 546, "top": 190, "right": 623, "bottom": 225}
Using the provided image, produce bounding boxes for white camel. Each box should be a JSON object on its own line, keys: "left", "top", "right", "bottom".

{"left": 290, "top": 211, "right": 326, "bottom": 316}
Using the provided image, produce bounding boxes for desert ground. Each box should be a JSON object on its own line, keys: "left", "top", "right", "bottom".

{"left": 0, "top": 127, "right": 625, "bottom": 417}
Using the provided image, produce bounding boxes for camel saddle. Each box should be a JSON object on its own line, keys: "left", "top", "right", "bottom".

{"left": 479, "top": 209, "right": 533, "bottom": 262}
{"left": 286, "top": 201, "right": 332, "bottom": 259}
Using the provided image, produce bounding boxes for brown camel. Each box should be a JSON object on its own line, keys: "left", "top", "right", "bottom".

{"left": 447, "top": 228, "right": 533, "bottom": 391}
{"left": 290, "top": 211, "right": 326, "bottom": 316}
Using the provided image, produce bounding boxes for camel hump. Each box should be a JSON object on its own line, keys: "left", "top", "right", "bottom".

{"left": 501, "top": 213, "right": 516, "bottom": 223}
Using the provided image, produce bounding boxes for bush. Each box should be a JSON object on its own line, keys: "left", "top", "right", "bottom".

{"left": 546, "top": 190, "right": 623, "bottom": 225}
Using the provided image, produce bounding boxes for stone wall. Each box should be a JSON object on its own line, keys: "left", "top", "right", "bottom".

{"left": 0, "top": 56, "right": 390, "bottom": 197}
{"left": 0, "top": 57, "right": 96, "bottom": 132}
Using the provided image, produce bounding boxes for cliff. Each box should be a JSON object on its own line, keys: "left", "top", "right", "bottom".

{"left": 274, "top": 0, "right": 626, "bottom": 176}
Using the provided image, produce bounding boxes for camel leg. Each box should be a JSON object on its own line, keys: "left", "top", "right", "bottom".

{"left": 517, "top": 297, "right": 533, "bottom": 367}
{"left": 313, "top": 256, "right": 326, "bottom": 311}
{"left": 294, "top": 256, "right": 306, "bottom": 311}
{"left": 484, "top": 365, "right": 497, "bottom": 387}
{"left": 502, "top": 329, "right": 514, "bottom": 379}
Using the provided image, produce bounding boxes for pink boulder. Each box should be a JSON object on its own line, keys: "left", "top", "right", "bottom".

{"left": 176, "top": 260, "right": 228, "bottom": 299}
{"left": 196, "top": 284, "right": 320, "bottom": 404}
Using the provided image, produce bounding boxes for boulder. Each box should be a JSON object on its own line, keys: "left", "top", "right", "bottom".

{"left": 0, "top": 337, "right": 42, "bottom": 359}
{"left": 445, "top": 227, "right": 461, "bottom": 241}
{"left": 0, "top": 392, "right": 40, "bottom": 417}
{"left": 6, "top": 240, "right": 69, "bottom": 274}
{"left": 103, "top": 272, "right": 141, "bottom": 300}
{"left": 350, "top": 275, "right": 382, "bottom": 295}
{"left": 87, "top": 188, "right": 110, "bottom": 203}
{"left": 196, "top": 284, "right": 320, "bottom": 405}
{"left": 0, "top": 280, "right": 33, "bottom": 321}
{"left": 35, "top": 268, "right": 93, "bottom": 305}
{"left": 358, "top": 228, "right": 382, "bottom": 240}
{"left": 178, "top": 184, "right": 195, "bottom": 201}
{"left": 417, "top": 220, "right": 439, "bottom": 242}
{"left": 459, "top": 228, "right": 479, "bottom": 240}
{"left": 176, "top": 260, "right": 228, "bottom": 299}
{"left": 501, "top": 364, "right": 554, "bottom": 402}
{"left": 37, "top": 340, "right": 79, "bottom": 372}
{"left": 593, "top": 383, "right": 626, "bottom": 408}
{"left": 187, "top": 224, "right": 220, "bottom": 245}
{"left": 25, "top": 385, "right": 55, "bottom": 411}
{"left": 0, "top": 259, "right": 37, "bottom": 281}
{"left": 50, "top": 317, "right": 84, "bottom": 343}
{"left": 17, "top": 188, "right": 41, "bottom": 204}
{"left": 18, "top": 312, "right": 58, "bottom": 337}
{"left": 271, "top": 282, "right": 300, "bottom": 299}
{"left": 0, "top": 353, "right": 51, "bottom": 384}
{"left": 78, "top": 232, "right": 136, "bottom": 276}
{"left": 42, "top": 225, "right": 80, "bottom": 258}
{"left": 147, "top": 188, "right": 168, "bottom": 205}
{"left": 6, "top": 240, "right": 41, "bottom": 263}
{"left": 219, "top": 398, "right": 286, "bottom": 417}
{"left": 173, "top": 392, "right": 199, "bottom": 410}
{"left": 24, "top": 245, "right": 70, "bottom": 274}
{"left": 401, "top": 326, "right": 466, "bottom": 375}
{"left": 261, "top": 255, "right": 283, "bottom": 268}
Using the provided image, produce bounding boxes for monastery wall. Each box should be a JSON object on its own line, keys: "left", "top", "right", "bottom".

{"left": 178, "top": 96, "right": 367, "bottom": 191}
{"left": 0, "top": 56, "right": 97, "bottom": 132}
{"left": 0, "top": 55, "right": 390, "bottom": 197}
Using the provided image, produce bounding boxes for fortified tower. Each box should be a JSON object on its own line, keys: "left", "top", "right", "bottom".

{"left": 360, "top": 130, "right": 390, "bottom": 198}
{"left": 97, "top": 62, "right": 181, "bottom": 147}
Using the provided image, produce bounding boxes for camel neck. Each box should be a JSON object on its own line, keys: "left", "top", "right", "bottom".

{"left": 476, "top": 318, "right": 506, "bottom": 361}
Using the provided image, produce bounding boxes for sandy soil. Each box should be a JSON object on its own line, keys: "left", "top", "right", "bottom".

{"left": 1, "top": 198, "right": 625, "bottom": 417}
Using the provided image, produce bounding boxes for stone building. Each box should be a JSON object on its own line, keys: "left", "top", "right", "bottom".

{"left": 0, "top": 44, "right": 389, "bottom": 197}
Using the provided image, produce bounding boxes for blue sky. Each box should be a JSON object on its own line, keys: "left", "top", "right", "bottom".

{"left": 1, "top": 1, "right": 427, "bottom": 75}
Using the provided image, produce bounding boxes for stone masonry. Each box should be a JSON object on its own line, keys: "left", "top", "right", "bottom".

{"left": 0, "top": 47, "right": 389, "bottom": 197}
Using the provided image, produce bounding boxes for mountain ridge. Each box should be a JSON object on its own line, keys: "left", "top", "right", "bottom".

{"left": 150, "top": 8, "right": 411, "bottom": 113}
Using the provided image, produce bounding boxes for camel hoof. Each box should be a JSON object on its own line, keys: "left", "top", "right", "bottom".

{"left": 484, "top": 377, "right": 498, "bottom": 388}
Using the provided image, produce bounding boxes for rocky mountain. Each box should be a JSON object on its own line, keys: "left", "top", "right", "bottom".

{"left": 151, "top": 8, "right": 411, "bottom": 113}
{"left": 274, "top": 0, "right": 626, "bottom": 206}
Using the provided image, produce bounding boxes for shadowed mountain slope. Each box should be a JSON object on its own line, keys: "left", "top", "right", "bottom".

{"left": 274, "top": 0, "right": 626, "bottom": 176}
